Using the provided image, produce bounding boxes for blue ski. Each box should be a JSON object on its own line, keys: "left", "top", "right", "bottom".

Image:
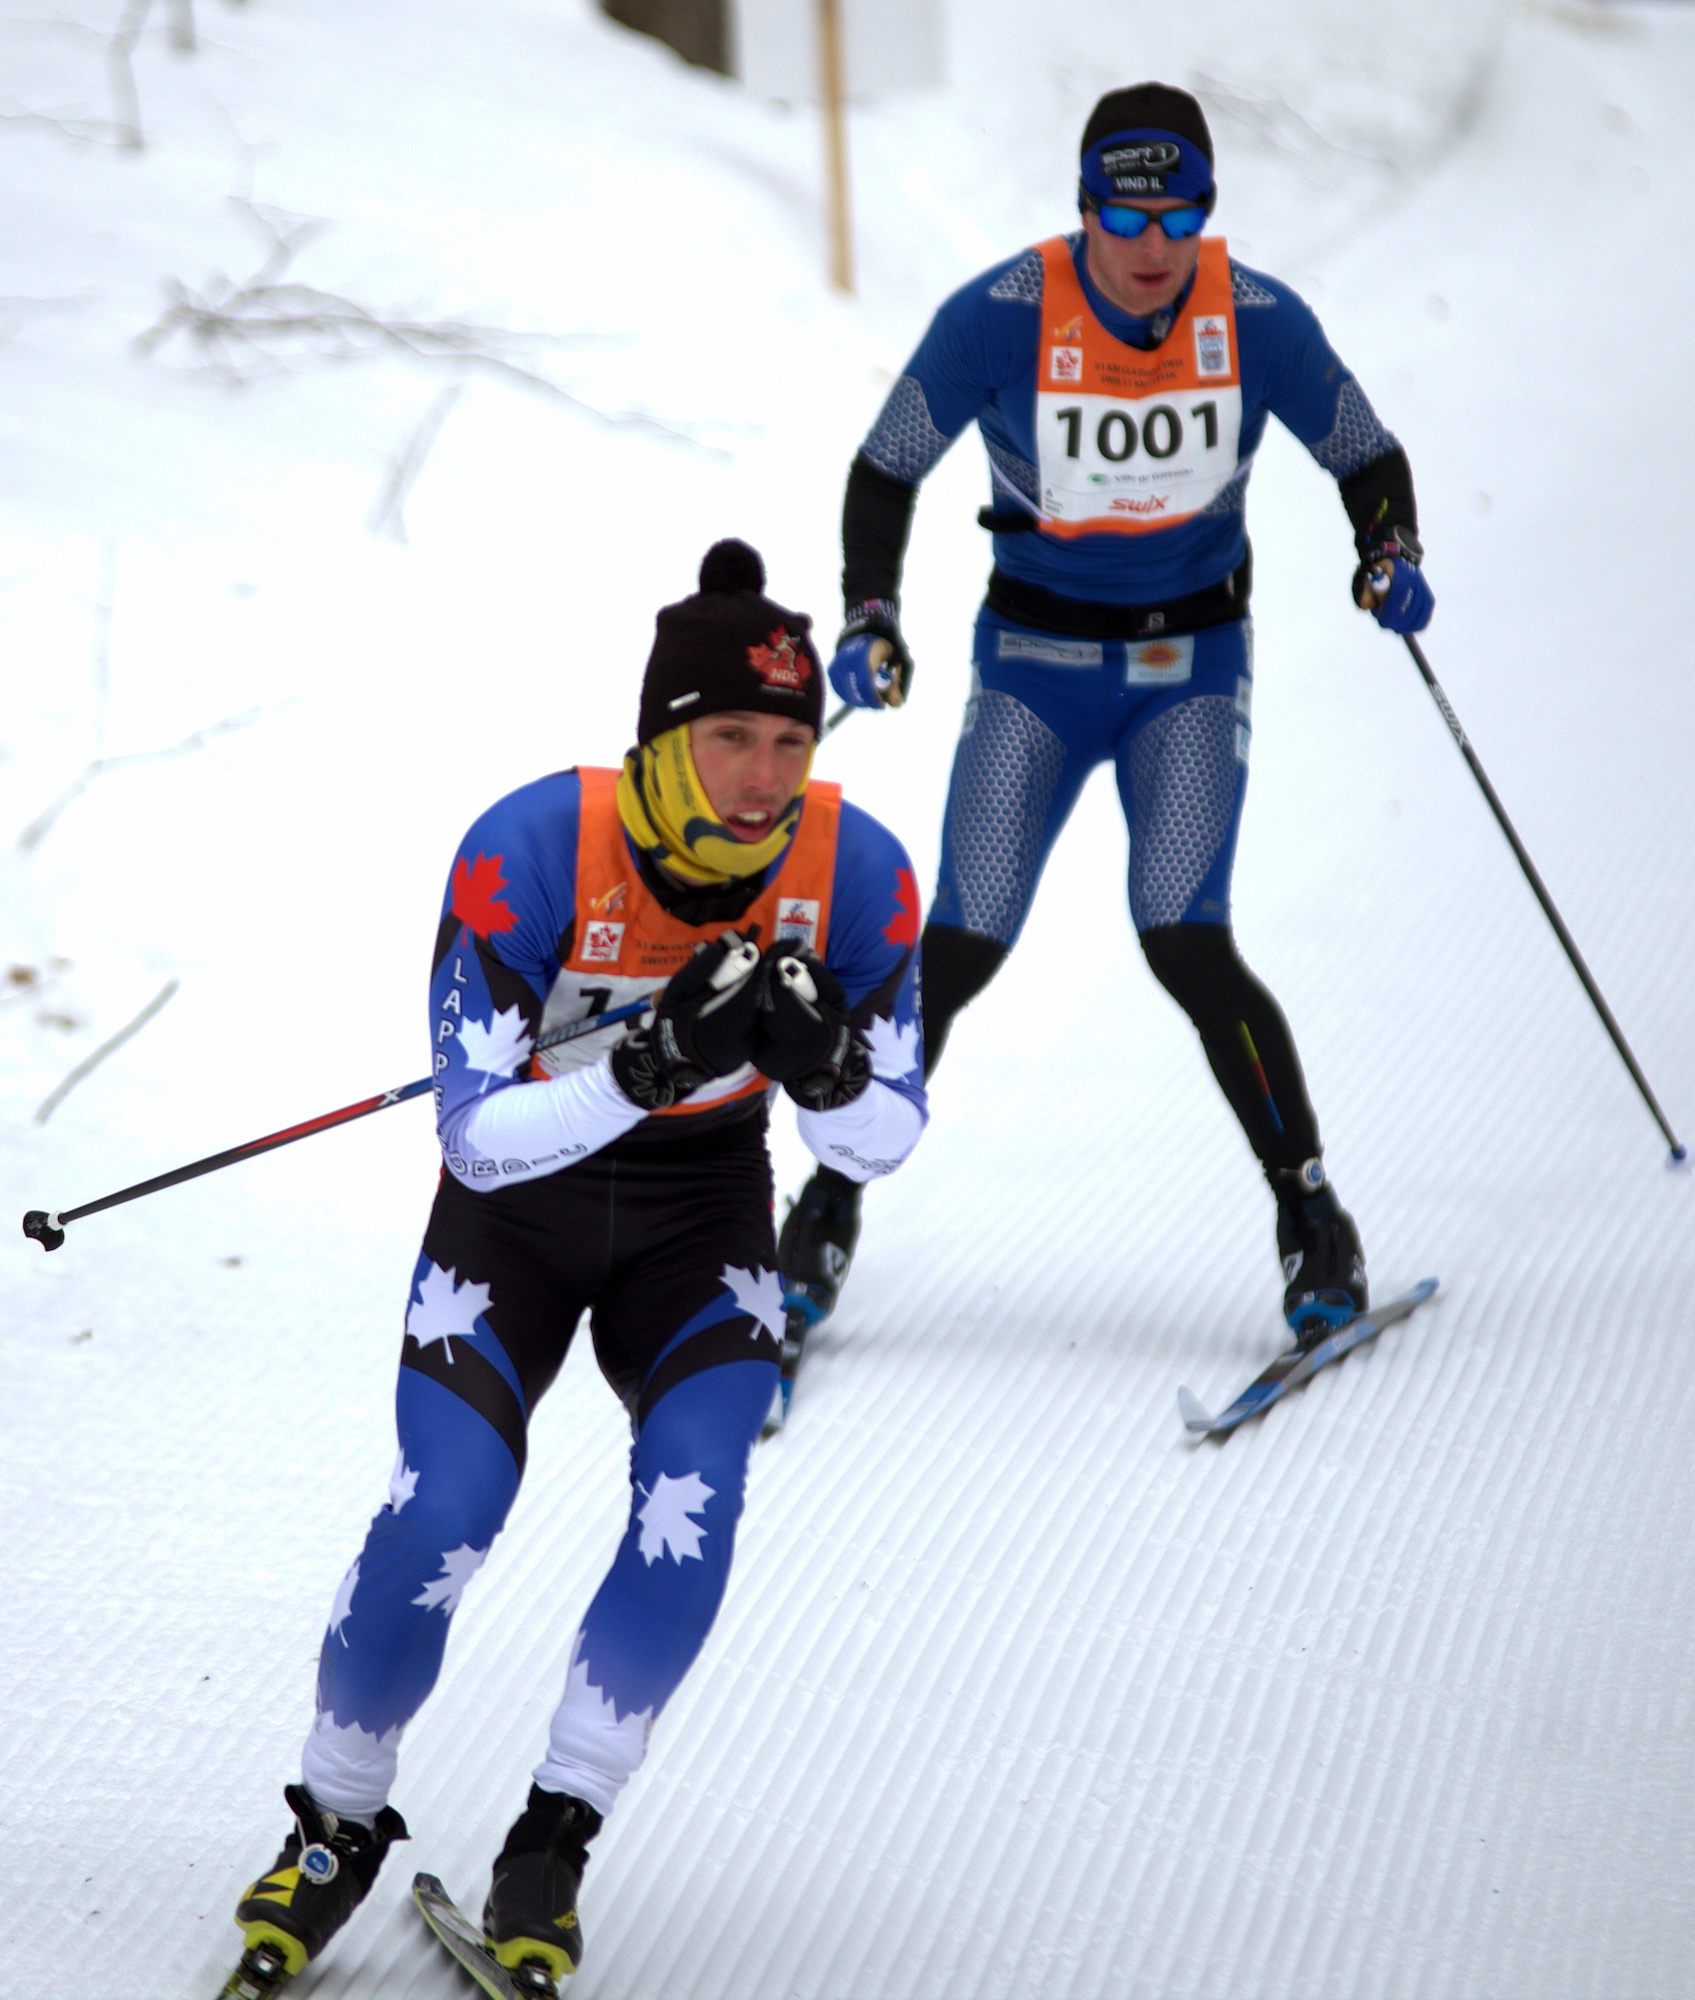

{"left": 1178, "top": 1277, "right": 1439, "bottom": 1435}
{"left": 761, "top": 1301, "right": 817, "bottom": 1436}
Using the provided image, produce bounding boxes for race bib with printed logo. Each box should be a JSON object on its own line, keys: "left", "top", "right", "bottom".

{"left": 1033, "top": 236, "right": 1244, "bottom": 537}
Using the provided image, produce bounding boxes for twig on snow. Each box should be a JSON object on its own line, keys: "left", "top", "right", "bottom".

{"left": 0, "top": 103, "right": 131, "bottom": 146}
{"left": 107, "top": 0, "right": 150, "bottom": 151}
{"left": 368, "top": 380, "right": 465, "bottom": 543}
{"left": 34, "top": 978, "right": 178, "bottom": 1124}
{"left": 17, "top": 702, "right": 296, "bottom": 853}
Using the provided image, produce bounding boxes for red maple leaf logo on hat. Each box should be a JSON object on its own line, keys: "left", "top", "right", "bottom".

{"left": 747, "top": 628, "right": 811, "bottom": 690}
{"left": 451, "top": 851, "right": 518, "bottom": 938}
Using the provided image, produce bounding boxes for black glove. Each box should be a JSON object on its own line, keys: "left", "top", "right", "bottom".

{"left": 827, "top": 599, "right": 914, "bottom": 710}
{"left": 611, "top": 932, "right": 762, "bottom": 1110}
{"left": 753, "top": 943, "right": 872, "bottom": 1111}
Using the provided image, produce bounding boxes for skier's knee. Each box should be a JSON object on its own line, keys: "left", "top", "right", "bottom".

{"left": 1138, "top": 920, "right": 1240, "bottom": 1019}
{"left": 634, "top": 1359, "right": 771, "bottom": 1513}
{"left": 920, "top": 922, "right": 1009, "bottom": 1075}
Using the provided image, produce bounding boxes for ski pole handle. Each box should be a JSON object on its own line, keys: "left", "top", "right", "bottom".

{"left": 22, "top": 995, "right": 656, "bottom": 1252}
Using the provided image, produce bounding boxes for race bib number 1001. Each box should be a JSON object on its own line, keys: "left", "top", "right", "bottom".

{"left": 1031, "top": 235, "right": 1244, "bottom": 537}
{"left": 1037, "top": 390, "right": 1242, "bottom": 529}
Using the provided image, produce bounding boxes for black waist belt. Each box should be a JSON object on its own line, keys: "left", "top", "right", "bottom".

{"left": 983, "top": 545, "right": 1252, "bottom": 641}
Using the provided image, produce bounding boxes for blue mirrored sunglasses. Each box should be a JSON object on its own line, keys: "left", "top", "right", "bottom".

{"left": 1093, "top": 201, "right": 1208, "bottom": 241}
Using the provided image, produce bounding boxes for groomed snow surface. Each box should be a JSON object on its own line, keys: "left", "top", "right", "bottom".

{"left": 3, "top": 3, "right": 1692, "bottom": 1995}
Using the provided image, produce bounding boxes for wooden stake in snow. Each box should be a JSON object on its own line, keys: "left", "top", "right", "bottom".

{"left": 818, "top": 0, "right": 854, "bottom": 294}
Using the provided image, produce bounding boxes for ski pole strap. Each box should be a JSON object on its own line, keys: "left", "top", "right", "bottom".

{"left": 1403, "top": 635, "right": 1685, "bottom": 1163}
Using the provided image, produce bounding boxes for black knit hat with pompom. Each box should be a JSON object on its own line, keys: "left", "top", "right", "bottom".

{"left": 636, "top": 539, "right": 823, "bottom": 743}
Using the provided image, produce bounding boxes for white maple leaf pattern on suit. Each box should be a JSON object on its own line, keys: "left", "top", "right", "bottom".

{"left": 328, "top": 1558, "right": 360, "bottom": 1639}
{"left": 406, "top": 1261, "right": 494, "bottom": 1363}
{"left": 559, "top": 1632, "right": 655, "bottom": 1739}
{"left": 388, "top": 1449, "right": 420, "bottom": 1512}
{"left": 636, "top": 1472, "right": 715, "bottom": 1565}
{"left": 458, "top": 1004, "right": 534, "bottom": 1086}
{"left": 412, "top": 1541, "right": 489, "bottom": 1613}
{"left": 721, "top": 1263, "right": 784, "bottom": 1343}
{"left": 864, "top": 1013, "right": 920, "bottom": 1081}
{"left": 305, "top": 1711, "right": 402, "bottom": 1766}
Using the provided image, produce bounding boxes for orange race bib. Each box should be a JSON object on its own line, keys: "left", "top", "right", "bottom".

{"left": 532, "top": 768, "right": 842, "bottom": 1117}
{"left": 1033, "top": 235, "right": 1243, "bottom": 537}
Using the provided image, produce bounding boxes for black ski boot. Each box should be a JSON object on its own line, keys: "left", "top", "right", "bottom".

{"left": 482, "top": 1784, "right": 603, "bottom": 1994}
{"left": 777, "top": 1165, "right": 863, "bottom": 1328}
{"left": 229, "top": 1783, "right": 408, "bottom": 1991}
{"left": 1271, "top": 1158, "right": 1367, "bottom": 1339}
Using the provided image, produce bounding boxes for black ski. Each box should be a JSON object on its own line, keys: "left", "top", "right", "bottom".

{"left": 414, "top": 1872, "right": 561, "bottom": 2000}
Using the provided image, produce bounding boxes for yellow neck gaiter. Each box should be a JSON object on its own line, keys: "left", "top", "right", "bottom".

{"left": 616, "top": 725, "right": 811, "bottom": 887}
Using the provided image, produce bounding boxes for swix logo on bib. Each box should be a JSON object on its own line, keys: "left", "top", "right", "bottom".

{"left": 1033, "top": 236, "right": 1242, "bottom": 538}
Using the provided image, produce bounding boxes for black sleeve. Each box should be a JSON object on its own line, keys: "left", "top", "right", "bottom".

{"left": 1337, "top": 446, "right": 1419, "bottom": 555}
{"left": 842, "top": 451, "right": 919, "bottom": 610}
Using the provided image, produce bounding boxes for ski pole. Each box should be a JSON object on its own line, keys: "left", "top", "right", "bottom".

{"left": 1402, "top": 633, "right": 1686, "bottom": 1165}
{"left": 22, "top": 997, "right": 654, "bottom": 1253}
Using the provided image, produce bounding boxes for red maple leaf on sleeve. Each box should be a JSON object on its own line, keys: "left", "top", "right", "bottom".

{"left": 882, "top": 866, "right": 921, "bottom": 948}
{"left": 451, "top": 852, "right": 518, "bottom": 937}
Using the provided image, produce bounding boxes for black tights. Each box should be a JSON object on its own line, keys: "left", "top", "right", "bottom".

{"left": 919, "top": 919, "right": 1320, "bottom": 1174}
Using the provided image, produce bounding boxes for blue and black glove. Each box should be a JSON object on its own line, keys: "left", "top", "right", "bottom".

{"left": 827, "top": 599, "right": 914, "bottom": 711}
{"left": 1353, "top": 528, "right": 1433, "bottom": 635}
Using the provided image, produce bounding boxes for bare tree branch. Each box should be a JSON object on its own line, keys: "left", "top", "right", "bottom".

{"left": 136, "top": 205, "right": 731, "bottom": 459}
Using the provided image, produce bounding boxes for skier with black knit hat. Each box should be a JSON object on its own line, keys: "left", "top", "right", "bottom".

{"left": 781, "top": 81, "right": 1433, "bottom": 1340}
{"left": 225, "top": 540, "right": 926, "bottom": 1999}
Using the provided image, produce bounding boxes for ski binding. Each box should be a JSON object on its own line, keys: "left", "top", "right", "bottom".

{"left": 217, "top": 1940, "right": 296, "bottom": 1999}
{"left": 1178, "top": 1277, "right": 1439, "bottom": 1435}
{"left": 762, "top": 1298, "right": 819, "bottom": 1435}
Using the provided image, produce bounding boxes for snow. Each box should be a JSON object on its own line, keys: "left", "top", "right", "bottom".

{"left": 2, "top": 1, "right": 1692, "bottom": 1995}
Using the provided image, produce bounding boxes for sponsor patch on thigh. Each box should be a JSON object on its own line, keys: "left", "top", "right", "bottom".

{"left": 1124, "top": 635, "right": 1195, "bottom": 685}
{"left": 996, "top": 629, "right": 1104, "bottom": 666}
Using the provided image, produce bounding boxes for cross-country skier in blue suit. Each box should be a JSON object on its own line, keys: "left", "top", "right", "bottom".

{"left": 777, "top": 82, "right": 1433, "bottom": 1344}
{"left": 226, "top": 542, "right": 925, "bottom": 1999}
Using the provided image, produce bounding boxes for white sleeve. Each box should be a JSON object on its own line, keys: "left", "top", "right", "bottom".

{"left": 440, "top": 1055, "right": 644, "bottom": 1191}
{"left": 795, "top": 1078, "right": 925, "bottom": 1183}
